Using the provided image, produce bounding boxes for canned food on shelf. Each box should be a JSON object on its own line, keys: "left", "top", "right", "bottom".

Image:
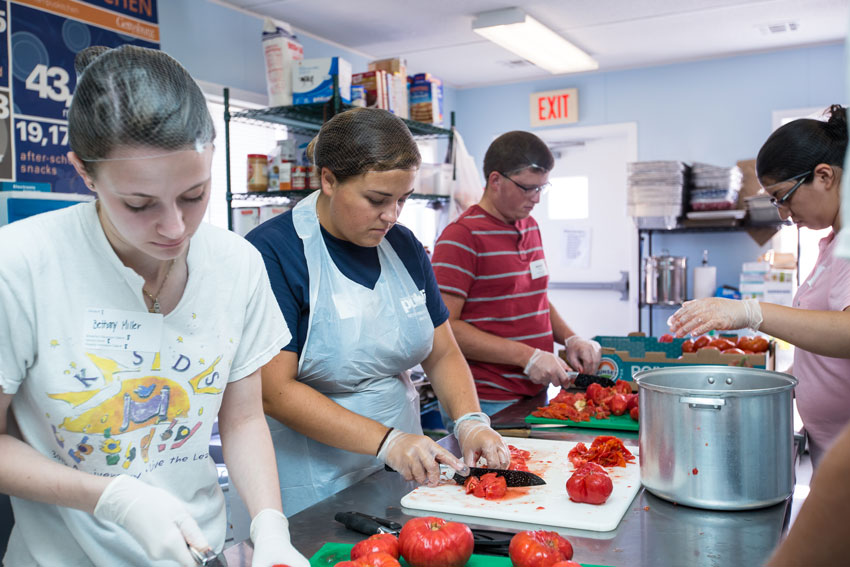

{"left": 292, "top": 166, "right": 307, "bottom": 190}
{"left": 247, "top": 154, "right": 268, "bottom": 192}
{"left": 308, "top": 165, "right": 321, "bottom": 190}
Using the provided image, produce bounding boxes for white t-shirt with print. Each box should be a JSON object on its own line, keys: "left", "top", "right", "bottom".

{"left": 0, "top": 201, "right": 289, "bottom": 567}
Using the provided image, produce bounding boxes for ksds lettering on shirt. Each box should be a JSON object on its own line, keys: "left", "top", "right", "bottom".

{"left": 83, "top": 308, "right": 163, "bottom": 352}
{"left": 530, "top": 259, "right": 549, "bottom": 279}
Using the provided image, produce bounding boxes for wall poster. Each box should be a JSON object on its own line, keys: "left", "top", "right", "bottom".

{"left": 3, "top": 0, "right": 159, "bottom": 193}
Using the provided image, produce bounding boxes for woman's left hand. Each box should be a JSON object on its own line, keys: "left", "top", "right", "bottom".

{"left": 456, "top": 420, "right": 510, "bottom": 469}
{"left": 250, "top": 509, "right": 310, "bottom": 567}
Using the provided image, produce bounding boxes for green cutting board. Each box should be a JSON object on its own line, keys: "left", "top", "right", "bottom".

{"left": 309, "top": 542, "right": 612, "bottom": 566}
{"left": 525, "top": 413, "right": 639, "bottom": 432}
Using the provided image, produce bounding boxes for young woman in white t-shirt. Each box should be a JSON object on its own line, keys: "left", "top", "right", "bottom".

{"left": 0, "top": 46, "right": 308, "bottom": 567}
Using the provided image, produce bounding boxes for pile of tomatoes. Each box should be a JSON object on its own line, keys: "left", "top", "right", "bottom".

{"left": 532, "top": 381, "right": 639, "bottom": 423}
{"left": 568, "top": 435, "right": 635, "bottom": 469}
{"left": 337, "top": 522, "right": 580, "bottom": 567}
{"left": 675, "top": 334, "right": 769, "bottom": 355}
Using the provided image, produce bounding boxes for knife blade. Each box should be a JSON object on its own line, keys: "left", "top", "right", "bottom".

{"left": 452, "top": 466, "right": 546, "bottom": 487}
{"left": 569, "top": 371, "right": 616, "bottom": 389}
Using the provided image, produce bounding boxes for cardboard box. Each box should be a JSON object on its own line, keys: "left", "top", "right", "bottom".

{"left": 369, "top": 57, "right": 407, "bottom": 74}
{"left": 409, "top": 73, "right": 443, "bottom": 125}
{"left": 352, "top": 71, "right": 385, "bottom": 109}
{"left": 262, "top": 19, "right": 303, "bottom": 107}
{"left": 292, "top": 57, "right": 351, "bottom": 105}
{"left": 562, "top": 333, "right": 774, "bottom": 386}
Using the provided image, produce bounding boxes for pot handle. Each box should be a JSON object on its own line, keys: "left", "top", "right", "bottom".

{"left": 679, "top": 396, "right": 725, "bottom": 410}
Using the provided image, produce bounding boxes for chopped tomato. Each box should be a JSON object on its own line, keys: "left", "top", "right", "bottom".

{"left": 568, "top": 435, "right": 636, "bottom": 468}
{"left": 465, "top": 473, "right": 507, "bottom": 500}
{"left": 613, "top": 380, "right": 632, "bottom": 395}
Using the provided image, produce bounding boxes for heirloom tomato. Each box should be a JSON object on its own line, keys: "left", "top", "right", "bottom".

{"left": 693, "top": 335, "right": 711, "bottom": 349}
{"left": 566, "top": 462, "right": 613, "bottom": 505}
{"left": 509, "top": 530, "right": 573, "bottom": 567}
{"left": 398, "top": 516, "right": 473, "bottom": 567}
{"left": 357, "top": 552, "right": 401, "bottom": 567}
{"left": 351, "top": 534, "right": 399, "bottom": 561}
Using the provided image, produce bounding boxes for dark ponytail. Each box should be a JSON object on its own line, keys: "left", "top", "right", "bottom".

{"left": 756, "top": 105, "right": 848, "bottom": 184}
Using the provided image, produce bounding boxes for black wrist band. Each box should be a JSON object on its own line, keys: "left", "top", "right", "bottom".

{"left": 376, "top": 427, "right": 395, "bottom": 456}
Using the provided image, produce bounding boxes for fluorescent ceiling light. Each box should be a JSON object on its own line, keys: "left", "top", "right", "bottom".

{"left": 473, "top": 7, "right": 598, "bottom": 74}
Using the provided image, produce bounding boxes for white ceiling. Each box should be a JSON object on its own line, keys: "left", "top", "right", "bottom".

{"left": 217, "top": 0, "right": 849, "bottom": 88}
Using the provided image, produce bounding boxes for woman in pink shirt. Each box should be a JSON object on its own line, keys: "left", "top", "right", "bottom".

{"left": 668, "top": 105, "right": 850, "bottom": 466}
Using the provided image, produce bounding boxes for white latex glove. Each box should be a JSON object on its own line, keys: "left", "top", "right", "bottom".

{"left": 93, "top": 475, "right": 207, "bottom": 566}
{"left": 378, "top": 429, "right": 468, "bottom": 486}
{"left": 668, "top": 298, "right": 763, "bottom": 337}
{"left": 250, "top": 508, "right": 309, "bottom": 567}
{"left": 564, "top": 336, "right": 602, "bottom": 374}
{"left": 454, "top": 413, "right": 510, "bottom": 469}
{"left": 523, "top": 348, "right": 572, "bottom": 387}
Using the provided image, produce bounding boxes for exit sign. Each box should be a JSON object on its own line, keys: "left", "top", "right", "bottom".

{"left": 530, "top": 88, "right": 578, "bottom": 127}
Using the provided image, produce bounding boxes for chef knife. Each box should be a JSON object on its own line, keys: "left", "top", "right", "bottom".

{"left": 189, "top": 546, "right": 227, "bottom": 567}
{"left": 384, "top": 464, "right": 545, "bottom": 487}
{"left": 334, "top": 511, "right": 515, "bottom": 556}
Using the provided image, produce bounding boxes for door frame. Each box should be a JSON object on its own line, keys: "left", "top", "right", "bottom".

{"left": 533, "top": 122, "right": 640, "bottom": 332}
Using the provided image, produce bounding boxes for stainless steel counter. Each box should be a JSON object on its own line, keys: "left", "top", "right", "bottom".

{"left": 226, "top": 392, "right": 793, "bottom": 566}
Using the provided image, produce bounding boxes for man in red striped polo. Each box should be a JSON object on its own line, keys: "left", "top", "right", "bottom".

{"left": 432, "top": 131, "right": 601, "bottom": 416}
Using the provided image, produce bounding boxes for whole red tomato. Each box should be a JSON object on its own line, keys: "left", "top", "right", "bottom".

{"left": 509, "top": 530, "right": 573, "bottom": 567}
{"left": 566, "top": 462, "right": 613, "bottom": 505}
{"left": 693, "top": 336, "right": 711, "bottom": 349}
{"left": 398, "top": 517, "right": 473, "bottom": 567}
{"left": 625, "top": 393, "right": 639, "bottom": 412}
{"left": 723, "top": 347, "right": 746, "bottom": 355}
{"left": 681, "top": 339, "right": 695, "bottom": 353}
{"left": 609, "top": 394, "right": 628, "bottom": 416}
{"left": 709, "top": 338, "right": 736, "bottom": 351}
{"left": 552, "top": 562, "right": 583, "bottom": 567}
{"left": 659, "top": 333, "right": 674, "bottom": 343}
{"left": 737, "top": 336, "right": 754, "bottom": 351}
{"left": 357, "top": 552, "right": 401, "bottom": 567}
{"left": 629, "top": 406, "right": 639, "bottom": 421}
{"left": 750, "top": 336, "right": 769, "bottom": 353}
{"left": 351, "top": 534, "right": 400, "bottom": 561}
{"left": 697, "top": 345, "right": 720, "bottom": 353}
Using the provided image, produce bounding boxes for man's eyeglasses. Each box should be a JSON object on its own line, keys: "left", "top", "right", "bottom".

{"left": 498, "top": 171, "right": 551, "bottom": 195}
{"left": 765, "top": 170, "right": 812, "bottom": 208}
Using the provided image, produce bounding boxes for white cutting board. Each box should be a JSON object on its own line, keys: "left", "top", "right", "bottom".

{"left": 400, "top": 437, "right": 640, "bottom": 532}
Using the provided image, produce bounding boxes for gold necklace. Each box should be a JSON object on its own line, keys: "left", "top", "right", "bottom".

{"left": 142, "top": 259, "right": 176, "bottom": 314}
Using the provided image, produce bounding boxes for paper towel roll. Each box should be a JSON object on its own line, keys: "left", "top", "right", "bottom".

{"left": 694, "top": 265, "right": 717, "bottom": 299}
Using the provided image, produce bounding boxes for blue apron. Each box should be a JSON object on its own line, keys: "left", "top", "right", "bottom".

{"left": 268, "top": 191, "right": 434, "bottom": 516}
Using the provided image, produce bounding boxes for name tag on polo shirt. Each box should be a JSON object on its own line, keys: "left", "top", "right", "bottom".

{"left": 83, "top": 308, "right": 163, "bottom": 352}
{"left": 530, "top": 259, "right": 549, "bottom": 279}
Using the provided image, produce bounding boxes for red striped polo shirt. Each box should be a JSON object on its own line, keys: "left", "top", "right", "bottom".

{"left": 432, "top": 204, "right": 552, "bottom": 401}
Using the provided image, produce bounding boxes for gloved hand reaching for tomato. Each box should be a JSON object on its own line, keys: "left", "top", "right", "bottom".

{"left": 668, "top": 298, "right": 763, "bottom": 338}
{"left": 378, "top": 429, "right": 469, "bottom": 486}
{"left": 454, "top": 412, "right": 511, "bottom": 469}
{"left": 563, "top": 335, "right": 602, "bottom": 374}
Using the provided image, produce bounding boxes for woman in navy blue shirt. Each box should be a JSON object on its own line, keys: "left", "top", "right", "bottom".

{"left": 247, "top": 108, "right": 510, "bottom": 515}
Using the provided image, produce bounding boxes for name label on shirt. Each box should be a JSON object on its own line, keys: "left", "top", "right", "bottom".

{"left": 530, "top": 259, "right": 549, "bottom": 280}
{"left": 83, "top": 308, "right": 163, "bottom": 352}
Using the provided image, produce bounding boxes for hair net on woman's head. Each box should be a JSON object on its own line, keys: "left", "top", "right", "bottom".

{"left": 68, "top": 45, "right": 215, "bottom": 165}
{"left": 307, "top": 107, "right": 420, "bottom": 183}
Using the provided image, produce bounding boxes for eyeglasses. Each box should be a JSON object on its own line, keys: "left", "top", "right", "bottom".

{"left": 765, "top": 170, "right": 812, "bottom": 208}
{"left": 498, "top": 171, "right": 551, "bottom": 195}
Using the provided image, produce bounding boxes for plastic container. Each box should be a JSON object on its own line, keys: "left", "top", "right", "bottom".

{"left": 247, "top": 154, "right": 268, "bottom": 192}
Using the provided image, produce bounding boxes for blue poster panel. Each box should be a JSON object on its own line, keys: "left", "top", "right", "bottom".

{"left": 6, "top": 0, "right": 158, "bottom": 191}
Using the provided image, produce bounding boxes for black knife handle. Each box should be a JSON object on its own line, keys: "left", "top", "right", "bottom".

{"left": 334, "top": 511, "right": 385, "bottom": 536}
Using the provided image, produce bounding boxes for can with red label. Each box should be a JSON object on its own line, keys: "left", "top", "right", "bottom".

{"left": 292, "top": 166, "right": 308, "bottom": 190}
